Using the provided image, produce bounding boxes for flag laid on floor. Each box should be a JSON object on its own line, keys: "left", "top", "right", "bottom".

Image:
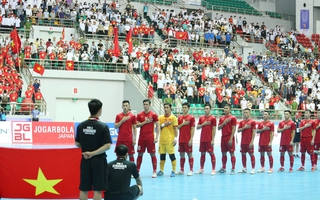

{"left": 33, "top": 62, "right": 45, "bottom": 75}
{"left": 66, "top": 60, "right": 74, "bottom": 70}
{"left": 113, "top": 27, "right": 120, "bottom": 57}
{"left": 10, "top": 27, "right": 21, "bottom": 54}
{"left": 0, "top": 147, "right": 82, "bottom": 199}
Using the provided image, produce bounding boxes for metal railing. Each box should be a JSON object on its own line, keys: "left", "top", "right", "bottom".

{"left": 129, "top": 0, "right": 176, "bottom": 6}
{"left": 0, "top": 26, "right": 34, "bottom": 39}
{"left": 2, "top": 102, "right": 46, "bottom": 116}
{"left": 28, "top": 17, "right": 77, "bottom": 28}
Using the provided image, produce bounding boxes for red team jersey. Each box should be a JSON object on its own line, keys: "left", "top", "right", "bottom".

{"left": 136, "top": 111, "right": 158, "bottom": 141}
{"left": 257, "top": 121, "right": 274, "bottom": 146}
{"left": 219, "top": 115, "right": 237, "bottom": 137}
{"left": 278, "top": 120, "right": 296, "bottom": 145}
{"left": 198, "top": 115, "right": 216, "bottom": 142}
{"left": 178, "top": 114, "right": 196, "bottom": 143}
{"left": 238, "top": 119, "right": 256, "bottom": 144}
{"left": 299, "top": 119, "right": 313, "bottom": 138}
{"left": 312, "top": 119, "right": 320, "bottom": 144}
{"left": 115, "top": 112, "right": 137, "bottom": 141}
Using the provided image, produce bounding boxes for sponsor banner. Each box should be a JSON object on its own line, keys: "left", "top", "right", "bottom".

{"left": 0, "top": 122, "right": 12, "bottom": 144}
{"left": 12, "top": 122, "right": 33, "bottom": 144}
{"left": 32, "top": 122, "right": 75, "bottom": 145}
{"left": 300, "top": 9, "right": 309, "bottom": 30}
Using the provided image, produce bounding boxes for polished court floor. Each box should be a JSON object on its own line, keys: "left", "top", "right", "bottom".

{"left": 3, "top": 143, "right": 318, "bottom": 200}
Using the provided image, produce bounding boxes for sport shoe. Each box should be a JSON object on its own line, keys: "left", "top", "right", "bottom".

{"left": 267, "top": 168, "right": 273, "bottom": 174}
{"left": 219, "top": 168, "right": 226, "bottom": 173}
{"left": 195, "top": 169, "right": 204, "bottom": 174}
{"left": 176, "top": 170, "right": 184, "bottom": 175}
{"left": 211, "top": 170, "right": 216, "bottom": 175}
{"left": 257, "top": 168, "right": 265, "bottom": 173}
{"left": 238, "top": 168, "right": 247, "bottom": 173}
{"left": 297, "top": 166, "right": 305, "bottom": 171}
{"left": 250, "top": 169, "right": 255, "bottom": 174}
{"left": 230, "top": 169, "right": 235, "bottom": 175}
{"left": 314, "top": 166, "right": 318, "bottom": 170}
{"left": 311, "top": 167, "right": 315, "bottom": 172}
{"left": 187, "top": 171, "right": 193, "bottom": 176}
{"left": 152, "top": 172, "right": 157, "bottom": 178}
{"left": 157, "top": 171, "right": 164, "bottom": 176}
{"left": 289, "top": 168, "right": 293, "bottom": 173}
{"left": 170, "top": 171, "right": 176, "bottom": 177}
{"left": 278, "top": 167, "right": 285, "bottom": 172}
{"left": 296, "top": 154, "right": 300, "bottom": 158}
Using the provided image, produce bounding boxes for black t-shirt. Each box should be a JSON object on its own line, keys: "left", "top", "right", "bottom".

{"left": 75, "top": 119, "right": 112, "bottom": 157}
{"left": 107, "top": 159, "right": 139, "bottom": 194}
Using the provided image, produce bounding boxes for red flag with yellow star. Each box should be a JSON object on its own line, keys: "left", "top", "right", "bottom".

{"left": 10, "top": 27, "right": 21, "bottom": 54}
{"left": 126, "top": 28, "right": 133, "bottom": 54}
{"left": 175, "top": 31, "right": 188, "bottom": 40}
{"left": 33, "top": 62, "right": 45, "bottom": 75}
{"left": 66, "top": 60, "right": 74, "bottom": 70}
{"left": 0, "top": 147, "right": 82, "bottom": 198}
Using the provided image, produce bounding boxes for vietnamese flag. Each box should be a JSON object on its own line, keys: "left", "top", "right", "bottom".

{"left": 0, "top": 147, "right": 82, "bottom": 198}
{"left": 113, "top": 27, "right": 120, "bottom": 57}
{"left": 66, "top": 60, "right": 74, "bottom": 70}
{"left": 202, "top": 68, "right": 206, "bottom": 81}
{"left": 39, "top": 51, "right": 47, "bottom": 59}
{"left": 126, "top": 28, "right": 133, "bottom": 54}
{"left": 33, "top": 62, "right": 45, "bottom": 75}
{"left": 175, "top": 31, "right": 188, "bottom": 40}
{"left": 10, "top": 27, "right": 21, "bottom": 54}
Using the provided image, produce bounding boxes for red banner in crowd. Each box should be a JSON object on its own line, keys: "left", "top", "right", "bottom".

{"left": 175, "top": 31, "right": 188, "bottom": 40}
{"left": 0, "top": 147, "right": 81, "bottom": 199}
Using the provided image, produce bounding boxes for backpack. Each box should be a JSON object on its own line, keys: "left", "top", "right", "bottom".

{"left": 2, "top": 95, "right": 9, "bottom": 104}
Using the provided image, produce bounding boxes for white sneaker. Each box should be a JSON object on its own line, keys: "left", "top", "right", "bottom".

{"left": 152, "top": 172, "right": 157, "bottom": 178}
{"left": 176, "top": 170, "right": 184, "bottom": 175}
{"left": 238, "top": 168, "right": 247, "bottom": 173}
{"left": 267, "top": 168, "right": 273, "bottom": 174}
{"left": 257, "top": 168, "right": 265, "bottom": 173}
{"left": 211, "top": 170, "right": 216, "bottom": 175}
{"left": 230, "top": 169, "right": 235, "bottom": 175}
{"left": 250, "top": 169, "right": 255, "bottom": 174}
{"left": 187, "top": 171, "right": 193, "bottom": 176}
{"left": 195, "top": 169, "right": 204, "bottom": 174}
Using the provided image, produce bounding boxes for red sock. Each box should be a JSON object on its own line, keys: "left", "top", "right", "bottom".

{"left": 289, "top": 155, "right": 294, "bottom": 168}
{"left": 189, "top": 157, "right": 194, "bottom": 171}
{"left": 200, "top": 154, "right": 206, "bottom": 169}
{"left": 231, "top": 156, "right": 236, "bottom": 170}
{"left": 269, "top": 155, "right": 273, "bottom": 169}
{"left": 260, "top": 156, "right": 265, "bottom": 168}
{"left": 251, "top": 155, "right": 255, "bottom": 169}
{"left": 222, "top": 155, "right": 227, "bottom": 169}
{"left": 242, "top": 155, "right": 247, "bottom": 168}
{"left": 180, "top": 157, "right": 186, "bottom": 172}
{"left": 301, "top": 154, "right": 306, "bottom": 166}
{"left": 129, "top": 155, "right": 134, "bottom": 162}
{"left": 210, "top": 154, "right": 216, "bottom": 170}
{"left": 136, "top": 155, "right": 142, "bottom": 171}
{"left": 314, "top": 154, "right": 318, "bottom": 166}
{"left": 310, "top": 154, "right": 314, "bottom": 167}
{"left": 151, "top": 155, "right": 157, "bottom": 172}
{"left": 280, "top": 155, "right": 284, "bottom": 167}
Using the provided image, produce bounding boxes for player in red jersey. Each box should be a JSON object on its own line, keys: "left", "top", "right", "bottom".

{"left": 238, "top": 108, "right": 256, "bottom": 174}
{"left": 298, "top": 110, "right": 316, "bottom": 172}
{"left": 115, "top": 100, "right": 137, "bottom": 162}
{"left": 218, "top": 104, "right": 237, "bottom": 175}
{"left": 312, "top": 111, "right": 320, "bottom": 169}
{"left": 136, "top": 99, "right": 160, "bottom": 178}
{"left": 176, "top": 102, "right": 195, "bottom": 176}
{"left": 277, "top": 110, "right": 296, "bottom": 173}
{"left": 256, "top": 111, "right": 274, "bottom": 173}
{"left": 195, "top": 104, "right": 217, "bottom": 175}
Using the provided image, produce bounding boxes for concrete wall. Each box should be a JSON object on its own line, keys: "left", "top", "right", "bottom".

{"left": 295, "top": 0, "right": 314, "bottom": 36}
{"left": 276, "top": 0, "right": 296, "bottom": 16}
{"left": 253, "top": 1, "right": 276, "bottom": 12}
{"left": 31, "top": 26, "right": 80, "bottom": 42}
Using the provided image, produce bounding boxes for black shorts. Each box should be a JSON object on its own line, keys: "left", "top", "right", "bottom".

{"left": 105, "top": 185, "right": 140, "bottom": 200}
{"left": 79, "top": 156, "right": 107, "bottom": 191}
{"left": 293, "top": 132, "right": 301, "bottom": 143}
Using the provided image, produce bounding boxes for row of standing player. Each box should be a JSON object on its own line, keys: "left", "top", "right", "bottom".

{"left": 114, "top": 100, "right": 320, "bottom": 177}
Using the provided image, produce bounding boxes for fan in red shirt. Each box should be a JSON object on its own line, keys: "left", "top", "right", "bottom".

{"left": 176, "top": 103, "right": 196, "bottom": 176}
{"left": 9, "top": 90, "right": 18, "bottom": 114}
{"left": 277, "top": 110, "right": 296, "bottom": 173}
{"left": 312, "top": 111, "right": 320, "bottom": 168}
{"left": 238, "top": 108, "right": 256, "bottom": 174}
{"left": 298, "top": 110, "right": 316, "bottom": 172}
{"left": 114, "top": 100, "right": 137, "bottom": 162}
{"left": 218, "top": 104, "right": 237, "bottom": 174}
{"left": 195, "top": 104, "right": 216, "bottom": 175}
{"left": 136, "top": 99, "right": 160, "bottom": 178}
{"left": 256, "top": 111, "right": 274, "bottom": 173}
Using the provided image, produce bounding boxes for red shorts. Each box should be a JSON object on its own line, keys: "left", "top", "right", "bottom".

{"left": 199, "top": 142, "right": 214, "bottom": 153}
{"left": 137, "top": 140, "right": 155, "bottom": 154}
{"left": 300, "top": 137, "right": 314, "bottom": 154}
{"left": 240, "top": 144, "right": 254, "bottom": 153}
{"left": 116, "top": 140, "right": 135, "bottom": 155}
{"left": 178, "top": 142, "right": 193, "bottom": 153}
{"left": 279, "top": 145, "right": 293, "bottom": 152}
{"left": 220, "top": 136, "right": 235, "bottom": 153}
{"left": 314, "top": 143, "right": 320, "bottom": 150}
{"left": 258, "top": 145, "right": 272, "bottom": 152}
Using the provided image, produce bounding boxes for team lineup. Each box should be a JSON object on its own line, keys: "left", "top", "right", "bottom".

{"left": 115, "top": 100, "right": 320, "bottom": 177}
